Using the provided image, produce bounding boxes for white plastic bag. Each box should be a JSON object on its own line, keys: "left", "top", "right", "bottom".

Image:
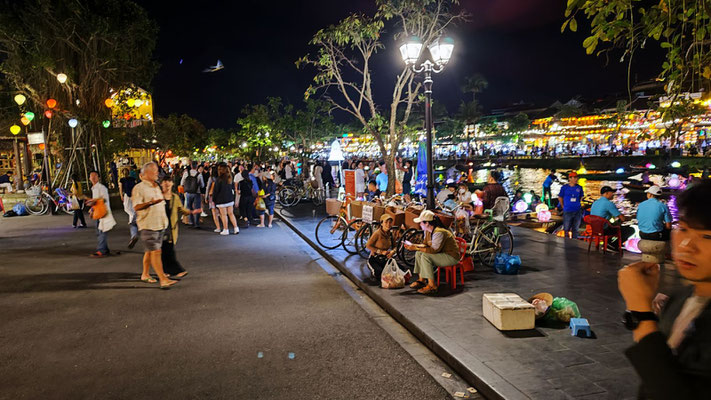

{"left": 380, "top": 258, "right": 406, "bottom": 289}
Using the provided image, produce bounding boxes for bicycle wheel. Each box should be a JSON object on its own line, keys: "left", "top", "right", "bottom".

{"left": 278, "top": 187, "right": 298, "bottom": 207}
{"left": 24, "top": 195, "right": 47, "bottom": 215}
{"left": 342, "top": 219, "right": 364, "bottom": 254}
{"left": 356, "top": 222, "right": 382, "bottom": 259}
{"left": 474, "top": 223, "right": 514, "bottom": 267}
{"left": 397, "top": 228, "right": 424, "bottom": 269}
{"left": 315, "top": 215, "right": 347, "bottom": 250}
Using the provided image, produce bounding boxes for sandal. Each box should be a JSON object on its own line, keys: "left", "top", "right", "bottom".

{"left": 160, "top": 280, "right": 178, "bottom": 290}
{"left": 409, "top": 280, "right": 426, "bottom": 289}
{"left": 417, "top": 286, "right": 438, "bottom": 295}
{"left": 89, "top": 252, "right": 106, "bottom": 258}
{"left": 175, "top": 271, "right": 189, "bottom": 278}
{"left": 141, "top": 277, "right": 157, "bottom": 283}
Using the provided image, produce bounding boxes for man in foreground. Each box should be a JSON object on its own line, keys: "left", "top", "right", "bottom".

{"left": 133, "top": 162, "right": 177, "bottom": 289}
{"left": 619, "top": 180, "right": 711, "bottom": 398}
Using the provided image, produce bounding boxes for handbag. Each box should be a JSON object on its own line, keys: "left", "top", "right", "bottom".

{"left": 70, "top": 195, "right": 80, "bottom": 210}
{"left": 91, "top": 198, "right": 107, "bottom": 220}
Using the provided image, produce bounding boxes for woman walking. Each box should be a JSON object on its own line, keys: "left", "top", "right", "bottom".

{"left": 205, "top": 165, "right": 222, "bottom": 232}
{"left": 160, "top": 175, "right": 200, "bottom": 278}
{"left": 237, "top": 169, "right": 255, "bottom": 228}
{"left": 212, "top": 163, "right": 240, "bottom": 235}
{"left": 257, "top": 171, "right": 277, "bottom": 228}
{"left": 70, "top": 174, "right": 87, "bottom": 228}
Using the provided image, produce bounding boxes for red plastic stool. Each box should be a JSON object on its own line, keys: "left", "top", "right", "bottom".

{"left": 436, "top": 237, "right": 468, "bottom": 290}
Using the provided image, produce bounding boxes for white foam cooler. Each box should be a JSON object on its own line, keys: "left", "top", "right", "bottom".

{"left": 482, "top": 293, "right": 535, "bottom": 331}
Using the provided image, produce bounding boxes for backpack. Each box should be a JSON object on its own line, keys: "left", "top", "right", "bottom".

{"left": 184, "top": 174, "right": 198, "bottom": 194}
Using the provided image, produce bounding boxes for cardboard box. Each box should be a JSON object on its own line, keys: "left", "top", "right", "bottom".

{"left": 482, "top": 293, "right": 535, "bottom": 331}
{"left": 325, "top": 198, "right": 342, "bottom": 216}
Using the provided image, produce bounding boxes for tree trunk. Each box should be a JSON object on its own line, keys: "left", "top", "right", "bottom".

{"left": 386, "top": 152, "right": 396, "bottom": 197}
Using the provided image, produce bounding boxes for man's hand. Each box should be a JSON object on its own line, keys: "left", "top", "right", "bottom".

{"left": 150, "top": 198, "right": 164, "bottom": 205}
{"left": 618, "top": 262, "right": 660, "bottom": 312}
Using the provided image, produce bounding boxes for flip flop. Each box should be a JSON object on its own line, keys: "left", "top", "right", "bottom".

{"left": 417, "top": 286, "right": 438, "bottom": 295}
{"left": 160, "top": 280, "right": 178, "bottom": 290}
{"left": 141, "top": 277, "right": 157, "bottom": 283}
{"left": 89, "top": 252, "right": 106, "bottom": 258}
{"left": 409, "top": 280, "right": 426, "bottom": 289}
{"left": 175, "top": 272, "right": 189, "bottom": 279}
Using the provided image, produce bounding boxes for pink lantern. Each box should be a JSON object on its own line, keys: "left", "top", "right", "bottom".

{"left": 514, "top": 200, "right": 528, "bottom": 213}
{"left": 624, "top": 238, "right": 642, "bottom": 254}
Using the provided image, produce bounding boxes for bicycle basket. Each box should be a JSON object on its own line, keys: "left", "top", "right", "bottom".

{"left": 491, "top": 197, "right": 510, "bottom": 222}
{"left": 26, "top": 186, "right": 41, "bottom": 196}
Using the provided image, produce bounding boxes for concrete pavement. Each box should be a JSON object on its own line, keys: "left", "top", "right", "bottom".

{"left": 0, "top": 211, "right": 454, "bottom": 399}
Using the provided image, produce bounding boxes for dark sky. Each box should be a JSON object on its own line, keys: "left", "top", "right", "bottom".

{"left": 137, "top": 0, "right": 660, "bottom": 129}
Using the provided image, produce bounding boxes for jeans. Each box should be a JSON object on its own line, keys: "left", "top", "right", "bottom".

{"left": 563, "top": 209, "right": 583, "bottom": 239}
{"left": 129, "top": 219, "right": 138, "bottom": 238}
{"left": 185, "top": 193, "right": 201, "bottom": 226}
{"left": 96, "top": 220, "right": 109, "bottom": 254}
{"left": 73, "top": 200, "right": 86, "bottom": 227}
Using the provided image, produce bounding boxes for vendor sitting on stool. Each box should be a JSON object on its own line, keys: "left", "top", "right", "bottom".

{"left": 406, "top": 210, "right": 460, "bottom": 295}
{"left": 364, "top": 213, "right": 397, "bottom": 286}
{"left": 590, "top": 186, "right": 635, "bottom": 247}
{"left": 637, "top": 185, "right": 672, "bottom": 241}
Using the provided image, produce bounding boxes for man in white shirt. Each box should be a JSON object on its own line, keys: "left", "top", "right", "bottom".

{"left": 86, "top": 171, "right": 116, "bottom": 257}
{"left": 133, "top": 162, "right": 177, "bottom": 289}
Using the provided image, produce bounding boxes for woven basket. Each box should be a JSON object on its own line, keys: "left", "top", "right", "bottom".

{"left": 350, "top": 200, "right": 363, "bottom": 219}
{"left": 325, "top": 198, "right": 342, "bottom": 216}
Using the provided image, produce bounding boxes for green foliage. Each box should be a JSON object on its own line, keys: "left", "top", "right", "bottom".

{"left": 563, "top": 0, "right": 711, "bottom": 95}
{"left": 505, "top": 113, "right": 530, "bottom": 133}
{"left": 154, "top": 114, "right": 208, "bottom": 156}
{"left": 461, "top": 74, "right": 488, "bottom": 102}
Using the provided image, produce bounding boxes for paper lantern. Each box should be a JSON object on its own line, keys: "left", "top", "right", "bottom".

{"left": 44, "top": 110, "right": 53, "bottom": 119}
{"left": 38, "top": 143, "right": 45, "bottom": 150}
{"left": 615, "top": 167, "right": 625, "bottom": 174}
{"left": 537, "top": 209, "right": 551, "bottom": 222}
{"left": 671, "top": 161, "right": 681, "bottom": 168}
{"left": 68, "top": 119, "right": 78, "bottom": 128}
{"left": 624, "top": 238, "right": 641, "bottom": 254}
{"left": 46, "top": 99, "right": 57, "bottom": 109}
{"left": 514, "top": 200, "right": 528, "bottom": 213}
{"left": 535, "top": 203, "right": 549, "bottom": 214}
{"left": 20, "top": 117, "right": 30, "bottom": 126}
{"left": 104, "top": 98, "right": 114, "bottom": 108}
{"left": 10, "top": 125, "right": 21, "bottom": 135}
{"left": 523, "top": 193, "right": 533, "bottom": 204}
{"left": 56, "top": 73, "right": 68, "bottom": 84}
{"left": 134, "top": 99, "right": 143, "bottom": 107}
{"left": 126, "top": 98, "right": 135, "bottom": 107}
{"left": 24, "top": 112, "right": 35, "bottom": 121}
{"left": 668, "top": 174, "right": 681, "bottom": 188}
{"left": 14, "top": 94, "right": 26, "bottom": 105}
{"left": 102, "top": 120, "right": 110, "bottom": 128}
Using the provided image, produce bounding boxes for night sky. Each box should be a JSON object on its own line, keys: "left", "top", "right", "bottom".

{"left": 137, "top": 0, "right": 661, "bottom": 129}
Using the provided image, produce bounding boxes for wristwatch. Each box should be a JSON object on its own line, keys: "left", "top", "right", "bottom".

{"left": 622, "top": 310, "right": 659, "bottom": 330}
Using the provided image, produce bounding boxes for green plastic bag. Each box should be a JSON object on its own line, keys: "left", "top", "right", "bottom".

{"left": 542, "top": 297, "right": 581, "bottom": 323}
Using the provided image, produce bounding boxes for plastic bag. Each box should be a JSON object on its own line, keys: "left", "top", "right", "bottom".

{"left": 493, "top": 254, "right": 521, "bottom": 275}
{"left": 542, "top": 297, "right": 581, "bottom": 323}
{"left": 12, "top": 203, "right": 27, "bottom": 216}
{"left": 381, "top": 258, "right": 406, "bottom": 289}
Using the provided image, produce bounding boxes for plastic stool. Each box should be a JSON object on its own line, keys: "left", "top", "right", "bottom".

{"left": 570, "top": 318, "right": 591, "bottom": 337}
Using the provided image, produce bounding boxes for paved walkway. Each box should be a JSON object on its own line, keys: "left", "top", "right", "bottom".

{"left": 277, "top": 204, "right": 686, "bottom": 400}
{"left": 0, "top": 212, "right": 452, "bottom": 399}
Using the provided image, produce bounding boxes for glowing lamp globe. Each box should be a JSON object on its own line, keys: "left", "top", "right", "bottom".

{"left": 56, "top": 73, "right": 68, "bottom": 84}
{"left": 514, "top": 200, "right": 528, "bottom": 213}
{"left": 102, "top": 120, "right": 111, "bottom": 128}
{"left": 10, "top": 125, "right": 21, "bottom": 135}
{"left": 615, "top": 167, "right": 625, "bottom": 174}
{"left": 624, "top": 238, "right": 642, "bottom": 254}
{"left": 671, "top": 161, "right": 681, "bottom": 168}
{"left": 523, "top": 193, "right": 533, "bottom": 204}
{"left": 104, "top": 98, "right": 114, "bottom": 108}
{"left": 126, "top": 98, "right": 136, "bottom": 107}
{"left": 645, "top": 163, "right": 656, "bottom": 169}
{"left": 14, "top": 94, "right": 26, "bottom": 105}
{"left": 24, "top": 112, "right": 35, "bottom": 121}
{"left": 535, "top": 203, "right": 549, "bottom": 214}
{"left": 68, "top": 118, "right": 78, "bottom": 128}
{"left": 537, "top": 209, "right": 551, "bottom": 222}
{"left": 44, "top": 110, "right": 53, "bottom": 119}
{"left": 427, "top": 36, "right": 455, "bottom": 66}
{"left": 20, "top": 117, "right": 30, "bottom": 126}
{"left": 399, "top": 36, "right": 423, "bottom": 65}
{"left": 668, "top": 174, "right": 681, "bottom": 188}
{"left": 134, "top": 99, "right": 143, "bottom": 107}
{"left": 46, "top": 99, "right": 57, "bottom": 109}
{"left": 38, "top": 143, "right": 45, "bottom": 150}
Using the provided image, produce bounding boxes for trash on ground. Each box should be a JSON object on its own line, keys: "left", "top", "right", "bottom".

{"left": 441, "top": 372, "right": 452, "bottom": 378}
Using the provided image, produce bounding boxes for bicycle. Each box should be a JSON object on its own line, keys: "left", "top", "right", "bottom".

{"left": 464, "top": 197, "right": 514, "bottom": 267}
{"left": 24, "top": 186, "right": 73, "bottom": 216}
{"left": 314, "top": 196, "right": 364, "bottom": 254}
{"left": 278, "top": 178, "right": 325, "bottom": 207}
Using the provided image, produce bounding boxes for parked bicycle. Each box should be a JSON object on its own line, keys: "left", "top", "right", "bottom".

{"left": 24, "top": 186, "right": 73, "bottom": 215}
{"left": 278, "top": 178, "right": 325, "bottom": 207}
{"left": 314, "top": 196, "right": 365, "bottom": 254}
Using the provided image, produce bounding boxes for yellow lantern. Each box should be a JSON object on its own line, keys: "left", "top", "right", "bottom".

{"left": 10, "top": 125, "right": 21, "bottom": 135}
{"left": 14, "top": 94, "right": 26, "bottom": 105}
{"left": 126, "top": 98, "right": 135, "bottom": 107}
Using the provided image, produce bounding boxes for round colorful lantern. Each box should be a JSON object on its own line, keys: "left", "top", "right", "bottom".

{"left": 20, "top": 117, "right": 30, "bottom": 126}
{"left": 14, "top": 94, "right": 26, "bottom": 105}
{"left": 24, "top": 112, "right": 35, "bottom": 121}
{"left": 10, "top": 125, "right": 21, "bottom": 135}
{"left": 44, "top": 110, "right": 53, "bottom": 119}
{"left": 46, "top": 99, "right": 57, "bottom": 109}
{"left": 68, "top": 119, "right": 78, "bottom": 128}
{"left": 104, "top": 98, "right": 114, "bottom": 108}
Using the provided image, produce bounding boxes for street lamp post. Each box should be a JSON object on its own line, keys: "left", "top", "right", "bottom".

{"left": 399, "top": 35, "right": 454, "bottom": 210}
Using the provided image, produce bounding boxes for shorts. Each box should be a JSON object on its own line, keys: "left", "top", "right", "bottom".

{"left": 216, "top": 202, "right": 234, "bottom": 208}
{"left": 140, "top": 229, "right": 164, "bottom": 252}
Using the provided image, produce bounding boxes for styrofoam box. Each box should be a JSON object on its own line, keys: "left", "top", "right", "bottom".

{"left": 482, "top": 293, "right": 535, "bottom": 331}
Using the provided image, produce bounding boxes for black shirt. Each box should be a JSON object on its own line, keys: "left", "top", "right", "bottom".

{"left": 213, "top": 179, "right": 235, "bottom": 205}
{"left": 120, "top": 177, "right": 137, "bottom": 197}
{"left": 238, "top": 179, "right": 253, "bottom": 199}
